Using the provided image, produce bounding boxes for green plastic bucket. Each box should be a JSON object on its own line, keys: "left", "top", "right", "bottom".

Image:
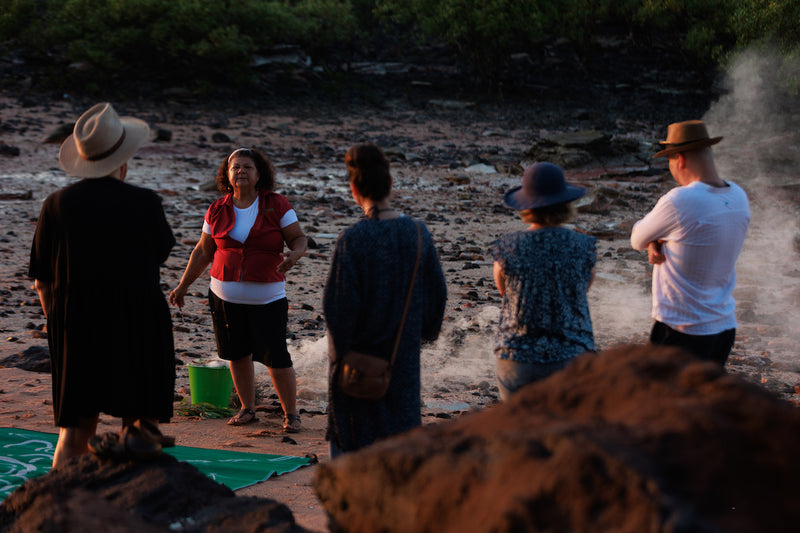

{"left": 188, "top": 364, "right": 233, "bottom": 408}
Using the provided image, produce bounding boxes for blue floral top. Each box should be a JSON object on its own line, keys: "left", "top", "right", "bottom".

{"left": 493, "top": 227, "right": 596, "bottom": 363}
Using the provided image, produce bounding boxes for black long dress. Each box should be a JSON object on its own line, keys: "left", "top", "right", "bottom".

{"left": 29, "top": 177, "right": 176, "bottom": 427}
{"left": 323, "top": 215, "right": 447, "bottom": 452}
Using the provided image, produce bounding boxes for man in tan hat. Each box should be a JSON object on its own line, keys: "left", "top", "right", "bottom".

{"left": 29, "top": 103, "right": 176, "bottom": 466}
{"left": 630, "top": 120, "right": 750, "bottom": 365}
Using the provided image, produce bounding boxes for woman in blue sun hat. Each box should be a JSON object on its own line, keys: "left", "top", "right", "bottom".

{"left": 493, "top": 162, "right": 596, "bottom": 400}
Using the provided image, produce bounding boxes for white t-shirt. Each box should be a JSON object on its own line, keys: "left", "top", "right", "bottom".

{"left": 631, "top": 180, "right": 750, "bottom": 334}
{"left": 203, "top": 200, "right": 298, "bottom": 305}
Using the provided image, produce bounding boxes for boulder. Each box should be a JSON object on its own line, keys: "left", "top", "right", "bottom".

{"left": 0, "top": 452, "right": 309, "bottom": 532}
{"left": 523, "top": 130, "right": 652, "bottom": 169}
{"left": 314, "top": 344, "right": 800, "bottom": 533}
{"left": 0, "top": 346, "right": 51, "bottom": 373}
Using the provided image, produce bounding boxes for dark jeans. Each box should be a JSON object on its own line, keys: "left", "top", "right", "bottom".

{"left": 495, "top": 357, "right": 572, "bottom": 401}
{"left": 650, "top": 321, "right": 735, "bottom": 366}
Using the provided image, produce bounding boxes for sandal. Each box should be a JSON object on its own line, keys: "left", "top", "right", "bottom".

{"left": 283, "top": 413, "right": 301, "bottom": 433}
{"left": 120, "top": 425, "right": 162, "bottom": 460}
{"left": 133, "top": 419, "right": 176, "bottom": 448}
{"left": 227, "top": 408, "right": 258, "bottom": 426}
{"left": 88, "top": 426, "right": 161, "bottom": 461}
{"left": 88, "top": 431, "right": 121, "bottom": 458}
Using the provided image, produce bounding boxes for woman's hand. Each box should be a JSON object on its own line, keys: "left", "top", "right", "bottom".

{"left": 169, "top": 285, "right": 188, "bottom": 308}
{"left": 493, "top": 261, "right": 506, "bottom": 297}
{"left": 278, "top": 221, "right": 307, "bottom": 274}
{"left": 277, "top": 251, "right": 300, "bottom": 274}
{"left": 169, "top": 232, "right": 216, "bottom": 308}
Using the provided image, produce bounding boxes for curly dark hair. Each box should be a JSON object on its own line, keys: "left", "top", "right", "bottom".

{"left": 345, "top": 143, "right": 391, "bottom": 201}
{"left": 215, "top": 147, "right": 276, "bottom": 194}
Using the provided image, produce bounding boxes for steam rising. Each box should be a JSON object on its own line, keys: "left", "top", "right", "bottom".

{"left": 706, "top": 48, "right": 800, "bottom": 186}
{"left": 704, "top": 48, "right": 800, "bottom": 371}
{"left": 289, "top": 48, "right": 800, "bottom": 404}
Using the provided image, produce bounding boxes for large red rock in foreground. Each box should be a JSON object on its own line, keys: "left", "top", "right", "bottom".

{"left": 314, "top": 344, "right": 800, "bottom": 532}
{"left": 0, "top": 453, "right": 308, "bottom": 532}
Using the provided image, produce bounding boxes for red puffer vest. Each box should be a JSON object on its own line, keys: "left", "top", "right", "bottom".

{"left": 206, "top": 191, "right": 292, "bottom": 283}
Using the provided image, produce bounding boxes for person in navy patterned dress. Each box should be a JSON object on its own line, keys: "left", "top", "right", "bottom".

{"left": 493, "top": 162, "right": 596, "bottom": 400}
{"left": 323, "top": 143, "right": 447, "bottom": 456}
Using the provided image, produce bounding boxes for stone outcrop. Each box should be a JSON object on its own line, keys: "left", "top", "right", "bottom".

{"left": 0, "top": 452, "right": 309, "bottom": 532}
{"left": 0, "top": 346, "right": 50, "bottom": 373}
{"left": 314, "top": 344, "right": 800, "bottom": 533}
{"left": 523, "top": 130, "right": 650, "bottom": 169}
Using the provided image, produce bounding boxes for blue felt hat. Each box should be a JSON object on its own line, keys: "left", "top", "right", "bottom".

{"left": 503, "top": 162, "right": 585, "bottom": 210}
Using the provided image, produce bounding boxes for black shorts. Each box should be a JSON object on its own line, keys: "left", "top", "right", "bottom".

{"left": 208, "top": 290, "right": 293, "bottom": 368}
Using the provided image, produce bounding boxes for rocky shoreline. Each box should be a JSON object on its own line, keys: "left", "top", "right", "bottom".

{"left": 1, "top": 85, "right": 798, "bottom": 406}
{"left": 0, "top": 40, "right": 799, "bottom": 531}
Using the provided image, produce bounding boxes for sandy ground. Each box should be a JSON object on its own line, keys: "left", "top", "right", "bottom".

{"left": 1, "top": 94, "right": 799, "bottom": 532}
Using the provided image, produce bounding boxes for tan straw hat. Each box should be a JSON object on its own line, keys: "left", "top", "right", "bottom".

{"left": 59, "top": 102, "right": 150, "bottom": 177}
{"left": 653, "top": 120, "right": 722, "bottom": 158}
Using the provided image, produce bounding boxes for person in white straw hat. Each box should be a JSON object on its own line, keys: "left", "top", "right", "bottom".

{"left": 30, "top": 102, "right": 177, "bottom": 466}
{"left": 631, "top": 119, "right": 750, "bottom": 366}
{"left": 58, "top": 102, "right": 151, "bottom": 178}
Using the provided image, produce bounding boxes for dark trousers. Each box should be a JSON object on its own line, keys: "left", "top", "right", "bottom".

{"left": 650, "top": 321, "right": 735, "bottom": 366}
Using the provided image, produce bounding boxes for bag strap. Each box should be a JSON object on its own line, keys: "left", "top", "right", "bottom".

{"left": 389, "top": 221, "right": 422, "bottom": 368}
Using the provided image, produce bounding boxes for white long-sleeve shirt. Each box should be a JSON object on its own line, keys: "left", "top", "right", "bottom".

{"left": 631, "top": 180, "right": 750, "bottom": 335}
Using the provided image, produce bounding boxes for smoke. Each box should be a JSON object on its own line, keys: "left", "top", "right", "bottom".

{"left": 705, "top": 48, "right": 800, "bottom": 187}
{"left": 589, "top": 271, "right": 653, "bottom": 350}
{"left": 288, "top": 282, "right": 655, "bottom": 403}
{"left": 420, "top": 307, "right": 500, "bottom": 392}
{"left": 703, "top": 47, "right": 800, "bottom": 370}
{"left": 284, "top": 48, "right": 800, "bottom": 404}
{"left": 289, "top": 309, "right": 500, "bottom": 402}
{"left": 291, "top": 336, "right": 330, "bottom": 398}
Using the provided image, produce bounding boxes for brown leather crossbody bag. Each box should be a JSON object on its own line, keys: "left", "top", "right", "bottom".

{"left": 338, "top": 222, "right": 422, "bottom": 400}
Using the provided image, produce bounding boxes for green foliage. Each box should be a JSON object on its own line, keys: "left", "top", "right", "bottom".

{"left": 629, "top": 0, "right": 800, "bottom": 65}
{"left": 552, "top": 0, "right": 617, "bottom": 46}
{"left": 1, "top": 0, "right": 799, "bottom": 93}
{"left": 728, "top": 0, "right": 800, "bottom": 96}
{"left": 0, "top": 0, "right": 38, "bottom": 40}
{"left": 175, "top": 401, "right": 235, "bottom": 419}
{"left": 627, "top": 0, "right": 733, "bottom": 65}
{"left": 730, "top": 0, "right": 800, "bottom": 49}
{"left": 3, "top": 0, "right": 314, "bottom": 91}
{"left": 289, "top": 0, "right": 360, "bottom": 63}
{"left": 377, "top": 0, "right": 555, "bottom": 83}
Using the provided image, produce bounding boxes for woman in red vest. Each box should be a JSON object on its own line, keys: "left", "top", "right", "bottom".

{"left": 170, "top": 147, "right": 307, "bottom": 431}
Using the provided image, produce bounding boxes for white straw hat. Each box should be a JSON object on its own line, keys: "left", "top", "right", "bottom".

{"left": 58, "top": 102, "right": 150, "bottom": 178}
